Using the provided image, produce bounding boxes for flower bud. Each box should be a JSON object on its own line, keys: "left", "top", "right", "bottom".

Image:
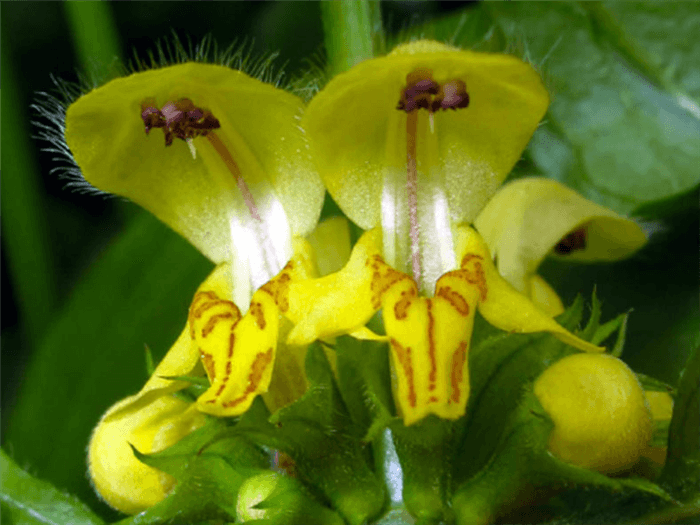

{"left": 88, "top": 395, "right": 206, "bottom": 514}
{"left": 534, "top": 353, "right": 652, "bottom": 474}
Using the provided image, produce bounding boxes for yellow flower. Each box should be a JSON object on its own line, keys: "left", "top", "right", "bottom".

{"left": 64, "top": 61, "right": 331, "bottom": 512}
{"left": 474, "top": 177, "right": 648, "bottom": 315}
{"left": 295, "top": 40, "right": 603, "bottom": 426}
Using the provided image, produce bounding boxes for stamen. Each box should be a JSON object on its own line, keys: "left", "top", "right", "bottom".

{"left": 395, "top": 69, "right": 470, "bottom": 292}
{"left": 140, "top": 97, "right": 290, "bottom": 303}
{"left": 205, "top": 132, "right": 262, "bottom": 223}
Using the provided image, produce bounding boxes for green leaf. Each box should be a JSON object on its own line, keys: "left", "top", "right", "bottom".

{"left": 455, "top": 297, "right": 588, "bottom": 483}
{"left": 0, "top": 449, "right": 104, "bottom": 525}
{"left": 120, "top": 418, "right": 269, "bottom": 524}
{"left": 661, "top": 345, "right": 700, "bottom": 502}
{"left": 452, "top": 390, "right": 672, "bottom": 525}
{"left": 4, "top": 213, "right": 212, "bottom": 513}
{"left": 425, "top": 3, "right": 700, "bottom": 215}
{"left": 1, "top": 30, "right": 58, "bottom": 346}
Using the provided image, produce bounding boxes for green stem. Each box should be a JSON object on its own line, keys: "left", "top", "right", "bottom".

{"left": 63, "top": 1, "right": 123, "bottom": 82}
{"left": 320, "top": 0, "right": 381, "bottom": 76}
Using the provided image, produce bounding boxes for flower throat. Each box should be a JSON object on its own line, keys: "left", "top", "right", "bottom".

{"left": 394, "top": 68, "right": 469, "bottom": 293}
{"left": 140, "top": 98, "right": 288, "bottom": 306}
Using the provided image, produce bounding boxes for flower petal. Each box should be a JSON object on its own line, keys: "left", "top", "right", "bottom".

{"left": 528, "top": 274, "right": 565, "bottom": 317}
{"left": 286, "top": 228, "right": 387, "bottom": 345}
{"left": 65, "top": 63, "right": 324, "bottom": 263}
{"left": 302, "top": 40, "right": 549, "bottom": 229}
{"left": 534, "top": 353, "right": 652, "bottom": 474}
{"left": 305, "top": 216, "right": 352, "bottom": 277}
{"left": 474, "top": 177, "right": 647, "bottom": 293}
{"left": 383, "top": 270, "right": 478, "bottom": 425}
{"left": 455, "top": 225, "right": 604, "bottom": 353}
{"left": 192, "top": 238, "right": 315, "bottom": 416}
{"left": 88, "top": 397, "right": 206, "bottom": 514}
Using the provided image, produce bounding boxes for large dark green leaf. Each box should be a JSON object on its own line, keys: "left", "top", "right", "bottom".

{"left": 0, "top": 449, "right": 104, "bottom": 525}
{"left": 4, "top": 213, "right": 212, "bottom": 515}
{"left": 422, "top": 2, "right": 700, "bottom": 215}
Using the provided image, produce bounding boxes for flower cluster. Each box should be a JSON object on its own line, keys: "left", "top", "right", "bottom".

{"left": 64, "top": 40, "right": 655, "bottom": 521}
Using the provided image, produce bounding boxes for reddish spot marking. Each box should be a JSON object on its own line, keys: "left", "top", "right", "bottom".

{"left": 452, "top": 257, "right": 488, "bottom": 302}
{"left": 450, "top": 342, "right": 468, "bottom": 404}
{"left": 249, "top": 302, "right": 266, "bottom": 330}
{"left": 227, "top": 332, "right": 235, "bottom": 359}
{"left": 223, "top": 348, "right": 274, "bottom": 408}
{"left": 460, "top": 253, "right": 483, "bottom": 267}
{"left": 427, "top": 300, "right": 437, "bottom": 390}
{"left": 429, "top": 396, "right": 438, "bottom": 403}
{"left": 200, "top": 351, "right": 216, "bottom": 381}
{"left": 436, "top": 285, "right": 470, "bottom": 317}
{"left": 390, "top": 338, "right": 417, "bottom": 408}
{"left": 201, "top": 312, "right": 235, "bottom": 338}
{"left": 260, "top": 268, "right": 292, "bottom": 312}
{"left": 207, "top": 332, "right": 235, "bottom": 401}
{"left": 188, "top": 291, "right": 239, "bottom": 339}
{"left": 370, "top": 256, "right": 413, "bottom": 309}
{"left": 393, "top": 289, "right": 415, "bottom": 320}
{"left": 555, "top": 227, "right": 587, "bottom": 255}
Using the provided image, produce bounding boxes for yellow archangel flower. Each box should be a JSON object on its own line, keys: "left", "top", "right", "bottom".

{"left": 295, "top": 40, "right": 606, "bottom": 426}
{"left": 66, "top": 62, "right": 327, "bottom": 416}
{"left": 475, "top": 177, "right": 647, "bottom": 316}
{"left": 64, "top": 62, "right": 332, "bottom": 512}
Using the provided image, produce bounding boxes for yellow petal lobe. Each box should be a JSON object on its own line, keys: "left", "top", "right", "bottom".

{"left": 384, "top": 270, "right": 479, "bottom": 425}
{"left": 455, "top": 225, "right": 603, "bottom": 353}
{"left": 192, "top": 242, "right": 313, "bottom": 416}
{"left": 286, "top": 228, "right": 395, "bottom": 345}
{"left": 534, "top": 353, "right": 652, "bottom": 474}
{"left": 88, "top": 397, "right": 206, "bottom": 514}
{"left": 474, "top": 178, "right": 647, "bottom": 293}
{"left": 528, "top": 274, "right": 565, "bottom": 317}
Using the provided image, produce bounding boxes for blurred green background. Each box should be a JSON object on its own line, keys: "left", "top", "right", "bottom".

{"left": 2, "top": 1, "right": 698, "bottom": 521}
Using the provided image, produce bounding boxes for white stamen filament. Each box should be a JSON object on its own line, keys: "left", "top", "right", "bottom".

{"left": 382, "top": 109, "right": 457, "bottom": 296}
{"left": 186, "top": 137, "right": 197, "bottom": 159}
{"left": 204, "top": 132, "right": 292, "bottom": 310}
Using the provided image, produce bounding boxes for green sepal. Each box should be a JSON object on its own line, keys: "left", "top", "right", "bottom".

{"left": 120, "top": 417, "right": 268, "bottom": 523}
{"left": 389, "top": 417, "right": 456, "bottom": 524}
{"left": 454, "top": 296, "right": 587, "bottom": 484}
{"left": 234, "top": 343, "right": 387, "bottom": 525}
{"left": 451, "top": 390, "right": 673, "bottom": 525}
{"left": 144, "top": 344, "right": 155, "bottom": 377}
{"left": 334, "top": 336, "right": 397, "bottom": 441}
{"left": 636, "top": 373, "right": 675, "bottom": 395}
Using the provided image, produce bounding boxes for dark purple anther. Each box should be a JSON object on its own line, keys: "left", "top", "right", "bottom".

{"left": 140, "top": 97, "right": 221, "bottom": 147}
{"left": 397, "top": 69, "right": 470, "bottom": 114}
